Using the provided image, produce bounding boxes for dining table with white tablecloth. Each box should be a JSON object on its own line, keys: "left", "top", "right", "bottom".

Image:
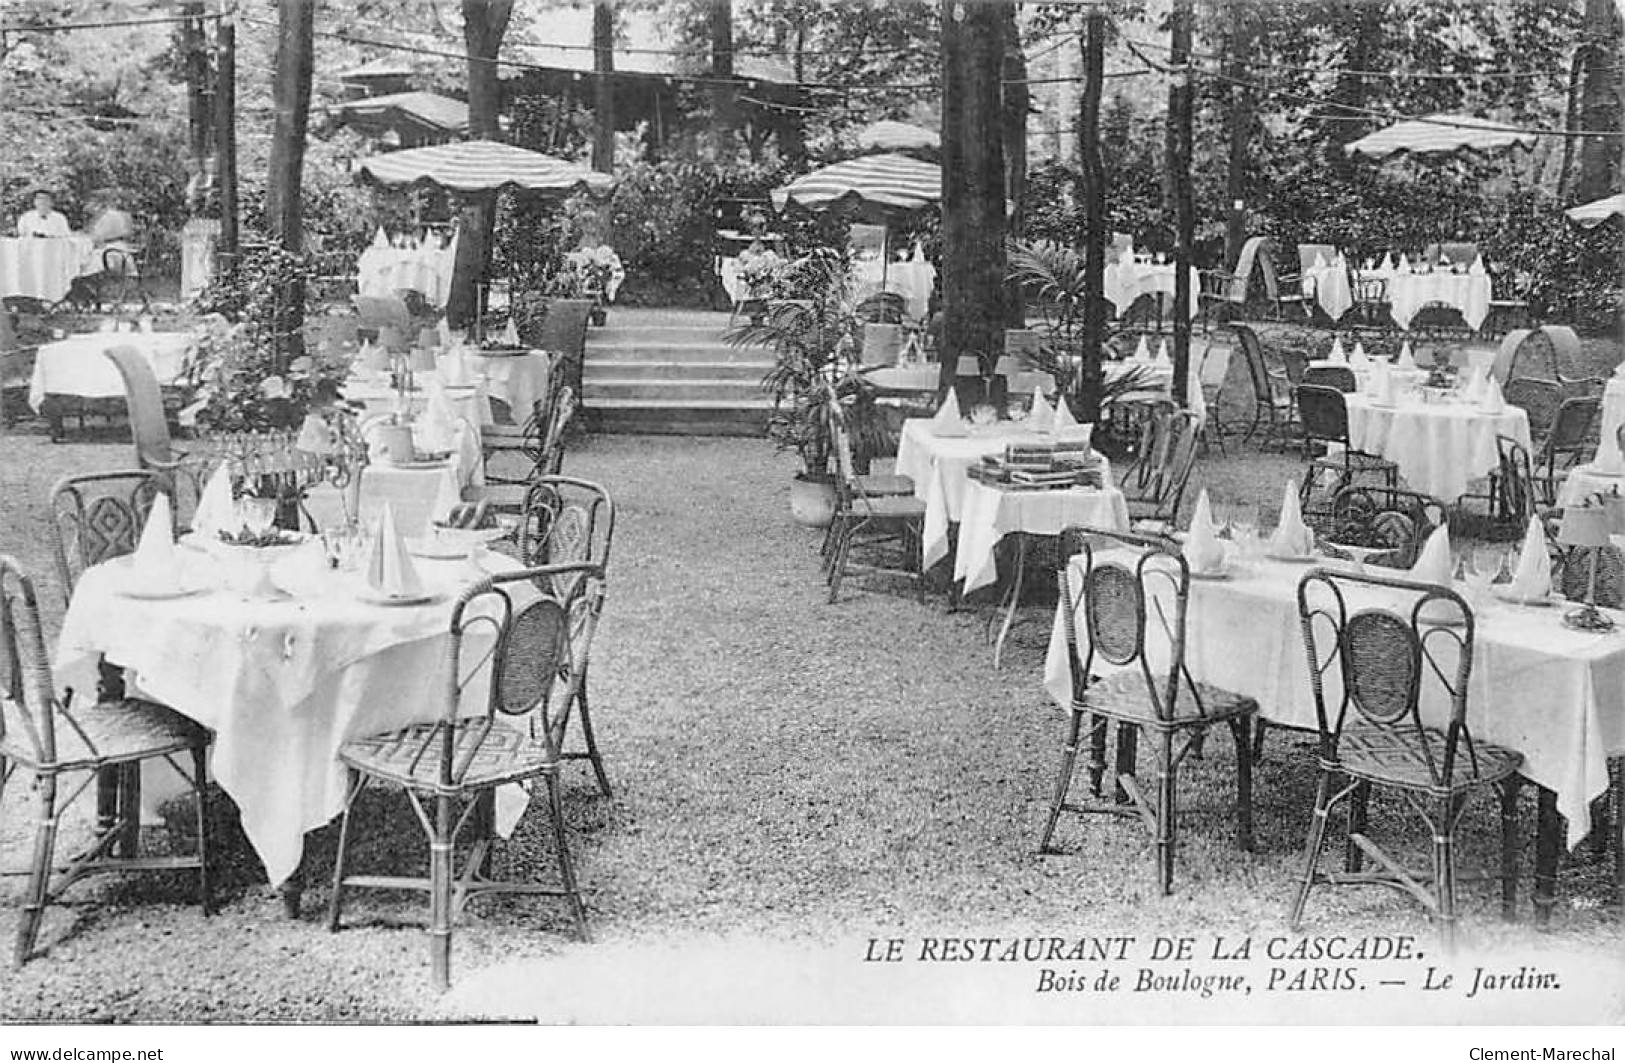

{"left": 1301, "top": 260, "right": 1353, "bottom": 321}
{"left": 1365, "top": 267, "right": 1493, "bottom": 332}
{"left": 54, "top": 545, "right": 533, "bottom": 887}
{"left": 1042, "top": 550, "right": 1625, "bottom": 851}
{"left": 356, "top": 240, "right": 458, "bottom": 305}
{"left": 955, "top": 478, "right": 1127, "bottom": 595}
{"left": 466, "top": 349, "right": 553, "bottom": 424}
{"left": 852, "top": 257, "right": 937, "bottom": 320}
{"left": 1103, "top": 260, "right": 1201, "bottom": 319}
{"left": 0, "top": 235, "right": 98, "bottom": 302}
{"left": 1344, "top": 391, "right": 1531, "bottom": 501}
{"left": 304, "top": 418, "right": 484, "bottom": 535}
{"left": 28, "top": 330, "right": 196, "bottom": 413}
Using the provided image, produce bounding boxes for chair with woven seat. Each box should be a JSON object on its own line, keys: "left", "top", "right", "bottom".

{"left": 1503, "top": 376, "right": 1563, "bottom": 443}
{"left": 480, "top": 386, "right": 576, "bottom": 515}
{"left": 327, "top": 560, "right": 604, "bottom": 991}
{"left": 1195, "top": 341, "right": 1234, "bottom": 454}
{"left": 1455, "top": 434, "right": 1548, "bottom": 537}
{"left": 1234, "top": 324, "right": 1294, "bottom": 446}
{"left": 826, "top": 413, "right": 927, "bottom": 604}
{"left": 1122, "top": 407, "right": 1200, "bottom": 534}
{"left": 1536, "top": 396, "right": 1600, "bottom": 483}
{"left": 0, "top": 557, "right": 213, "bottom": 965}
{"left": 103, "top": 347, "right": 201, "bottom": 519}
{"left": 49, "top": 471, "right": 170, "bottom": 601}
{"left": 1040, "top": 527, "right": 1256, "bottom": 894}
{"left": 1291, "top": 569, "right": 1523, "bottom": 950}
{"left": 1296, "top": 384, "right": 1398, "bottom": 511}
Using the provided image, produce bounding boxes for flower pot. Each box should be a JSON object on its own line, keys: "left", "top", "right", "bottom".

{"left": 788, "top": 473, "right": 838, "bottom": 528}
{"left": 589, "top": 305, "right": 607, "bottom": 327}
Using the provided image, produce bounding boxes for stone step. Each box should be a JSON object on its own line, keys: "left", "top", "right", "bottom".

{"left": 589, "top": 323, "right": 757, "bottom": 345}
{"left": 582, "top": 378, "right": 772, "bottom": 403}
{"left": 582, "top": 359, "right": 770, "bottom": 383}
{"left": 584, "top": 401, "right": 772, "bottom": 437}
{"left": 586, "top": 340, "right": 768, "bottom": 363}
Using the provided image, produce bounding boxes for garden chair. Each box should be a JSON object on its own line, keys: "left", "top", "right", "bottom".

{"left": 1535, "top": 396, "right": 1600, "bottom": 484}
{"left": 1295, "top": 384, "right": 1397, "bottom": 514}
{"left": 1302, "top": 364, "right": 1356, "bottom": 392}
{"left": 517, "top": 476, "right": 617, "bottom": 798}
{"left": 1040, "top": 527, "right": 1255, "bottom": 894}
{"left": 328, "top": 561, "right": 603, "bottom": 991}
{"left": 1123, "top": 408, "right": 1200, "bottom": 534}
{"left": 480, "top": 385, "right": 576, "bottom": 514}
{"left": 103, "top": 347, "right": 201, "bottom": 520}
{"left": 1503, "top": 376, "right": 1563, "bottom": 446}
{"left": 1196, "top": 341, "right": 1234, "bottom": 455}
{"left": 1455, "top": 434, "right": 1548, "bottom": 539}
{"left": 1233, "top": 324, "right": 1294, "bottom": 447}
{"left": 0, "top": 308, "right": 34, "bottom": 430}
{"left": 49, "top": 471, "right": 171, "bottom": 603}
{"left": 1291, "top": 568, "right": 1523, "bottom": 951}
{"left": 825, "top": 414, "right": 927, "bottom": 604}
{"left": 0, "top": 557, "right": 213, "bottom": 965}
{"left": 1350, "top": 274, "right": 1390, "bottom": 333}
{"left": 534, "top": 299, "right": 592, "bottom": 398}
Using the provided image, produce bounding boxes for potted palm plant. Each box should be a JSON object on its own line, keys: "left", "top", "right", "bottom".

{"left": 726, "top": 249, "right": 888, "bottom": 527}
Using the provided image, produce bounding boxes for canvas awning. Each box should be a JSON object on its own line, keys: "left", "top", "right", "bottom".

{"left": 771, "top": 153, "right": 941, "bottom": 214}
{"left": 855, "top": 120, "right": 938, "bottom": 153}
{"left": 334, "top": 91, "right": 469, "bottom": 142}
{"left": 1567, "top": 192, "right": 1625, "bottom": 229}
{"left": 357, "top": 140, "right": 613, "bottom": 195}
{"left": 1345, "top": 114, "right": 1538, "bottom": 161}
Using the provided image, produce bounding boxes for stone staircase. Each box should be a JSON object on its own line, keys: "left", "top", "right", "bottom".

{"left": 581, "top": 309, "right": 776, "bottom": 436}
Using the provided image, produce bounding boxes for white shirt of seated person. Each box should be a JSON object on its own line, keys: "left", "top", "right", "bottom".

{"left": 17, "top": 195, "right": 70, "bottom": 238}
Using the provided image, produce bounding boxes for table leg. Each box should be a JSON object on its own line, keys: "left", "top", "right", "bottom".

{"left": 94, "top": 659, "right": 125, "bottom": 839}
{"left": 1534, "top": 786, "right": 1561, "bottom": 930}
{"left": 990, "top": 533, "right": 1029, "bottom": 669}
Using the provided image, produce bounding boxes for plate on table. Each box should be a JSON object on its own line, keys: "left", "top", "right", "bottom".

{"left": 355, "top": 586, "right": 440, "bottom": 607}
{"left": 1492, "top": 587, "right": 1559, "bottom": 607}
{"left": 117, "top": 577, "right": 213, "bottom": 601}
{"left": 476, "top": 346, "right": 528, "bottom": 358}
{"left": 388, "top": 455, "right": 452, "bottom": 470}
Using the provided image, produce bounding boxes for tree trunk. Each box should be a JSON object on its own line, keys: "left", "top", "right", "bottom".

{"left": 1002, "top": 4, "right": 1028, "bottom": 328}
{"left": 1222, "top": 1, "right": 1253, "bottom": 272}
{"left": 1076, "top": 10, "right": 1107, "bottom": 423}
{"left": 1168, "top": 0, "right": 1194, "bottom": 405}
{"left": 1576, "top": 0, "right": 1622, "bottom": 202}
{"left": 592, "top": 0, "right": 616, "bottom": 174}
{"left": 709, "top": 0, "right": 738, "bottom": 161}
{"left": 447, "top": 0, "right": 514, "bottom": 332}
{"left": 214, "top": 14, "right": 239, "bottom": 270}
{"left": 264, "top": 0, "right": 314, "bottom": 367}
{"left": 1327, "top": 0, "right": 1382, "bottom": 176}
{"left": 938, "top": 0, "right": 1008, "bottom": 406}
{"left": 181, "top": 2, "right": 213, "bottom": 171}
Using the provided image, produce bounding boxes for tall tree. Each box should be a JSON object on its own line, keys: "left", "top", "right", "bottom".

{"left": 1167, "top": 0, "right": 1194, "bottom": 404}
{"left": 446, "top": 0, "right": 514, "bottom": 331}
{"left": 264, "top": 0, "right": 315, "bottom": 362}
{"left": 1222, "top": 0, "right": 1253, "bottom": 271}
{"left": 709, "top": 0, "right": 738, "bottom": 159}
{"left": 938, "top": 0, "right": 1007, "bottom": 402}
{"left": 1575, "top": 0, "right": 1622, "bottom": 202}
{"left": 1075, "top": 7, "right": 1107, "bottom": 424}
{"left": 180, "top": 1, "right": 213, "bottom": 172}
{"left": 1002, "top": 4, "right": 1028, "bottom": 327}
{"left": 592, "top": 0, "right": 616, "bottom": 174}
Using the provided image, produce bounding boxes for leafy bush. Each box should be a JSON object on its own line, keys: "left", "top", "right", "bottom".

{"left": 1484, "top": 192, "right": 1624, "bottom": 336}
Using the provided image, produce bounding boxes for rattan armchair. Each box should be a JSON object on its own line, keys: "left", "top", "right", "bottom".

{"left": 480, "top": 385, "right": 577, "bottom": 514}
{"left": 328, "top": 561, "right": 605, "bottom": 991}
{"left": 1122, "top": 407, "right": 1200, "bottom": 534}
{"left": 0, "top": 557, "right": 213, "bottom": 965}
{"left": 825, "top": 414, "right": 927, "bottom": 604}
{"left": 103, "top": 346, "right": 201, "bottom": 519}
{"left": 1041, "top": 528, "right": 1256, "bottom": 894}
{"left": 1292, "top": 569, "right": 1523, "bottom": 951}
{"left": 1234, "top": 325, "right": 1295, "bottom": 447}
{"left": 49, "top": 471, "right": 169, "bottom": 602}
{"left": 1296, "top": 384, "right": 1398, "bottom": 509}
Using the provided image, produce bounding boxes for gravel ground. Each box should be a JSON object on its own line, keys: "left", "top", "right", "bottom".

{"left": 0, "top": 327, "right": 1623, "bottom": 1021}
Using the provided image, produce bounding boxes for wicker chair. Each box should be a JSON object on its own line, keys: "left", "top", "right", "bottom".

{"left": 1196, "top": 341, "right": 1234, "bottom": 454}
{"left": 826, "top": 414, "right": 927, "bottom": 604}
{"left": 49, "top": 471, "right": 170, "bottom": 602}
{"left": 1303, "top": 364, "right": 1356, "bottom": 393}
{"left": 516, "top": 476, "right": 616, "bottom": 797}
{"left": 1296, "top": 385, "right": 1398, "bottom": 508}
{"left": 1536, "top": 396, "right": 1600, "bottom": 482}
{"left": 1456, "top": 434, "right": 1548, "bottom": 535}
{"left": 480, "top": 385, "right": 576, "bottom": 515}
{"left": 1123, "top": 408, "right": 1201, "bottom": 533}
{"left": 1234, "top": 325, "right": 1294, "bottom": 446}
{"left": 103, "top": 346, "right": 201, "bottom": 518}
{"left": 1503, "top": 377, "right": 1563, "bottom": 446}
{"left": 1291, "top": 569, "right": 1523, "bottom": 950}
{"left": 0, "top": 557, "right": 213, "bottom": 965}
{"left": 1559, "top": 544, "right": 1625, "bottom": 609}
{"left": 328, "top": 561, "right": 604, "bottom": 991}
{"left": 1041, "top": 528, "right": 1256, "bottom": 894}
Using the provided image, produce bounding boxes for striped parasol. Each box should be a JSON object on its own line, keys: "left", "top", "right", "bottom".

{"left": 1344, "top": 114, "right": 1538, "bottom": 161}
{"left": 1567, "top": 192, "right": 1625, "bottom": 229}
{"left": 771, "top": 153, "right": 941, "bottom": 214}
{"left": 855, "top": 120, "right": 939, "bottom": 153}
{"left": 357, "top": 140, "right": 613, "bottom": 195}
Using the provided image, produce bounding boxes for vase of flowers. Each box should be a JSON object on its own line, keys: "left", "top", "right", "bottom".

{"left": 735, "top": 242, "right": 783, "bottom": 325}
{"left": 565, "top": 244, "right": 625, "bottom": 327}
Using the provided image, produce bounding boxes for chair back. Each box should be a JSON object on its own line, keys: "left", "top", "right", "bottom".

{"left": 541, "top": 385, "right": 576, "bottom": 476}
{"left": 1298, "top": 243, "right": 1337, "bottom": 274}
{"left": 1560, "top": 544, "right": 1625, "bottom": 608}
{"left": 518, "top": 476, "right": 615, "bottom": 601}
{"left": 535, "top": 299, "right": 591, "bottom": 397}
{"left": 1054, "top": 527, "right": 1211, "bottom": 723}
{"left": 1328, "top": 485, "right": 1442, "bottom": 567}
{"left": 0, "top": 558, "right": 63, "bottom": 765}
{"left": 1233, "top": 324, "right": 1271, "bottom": 398}
{"left": 1280, "top": 346, "right": 1308, "bottom": 386}
{"left": 861, "top": 322, "right": 904, "bottom": 363}
{"left": 1353, "top": 274, "right": 1387, "bottom": 305}
{"left": 1197, "top": 343, "right": 1233, "bottom": 391}
{"left": 50, "top": 471, "right": 169, "bottom": 602}
{"left": 1490, "top": 434, "right": 1542, "bottom": 519}
{"left": 1503, "top": 376, "right": 1562, "bottom": 442}
{"left": 1297, "top": 568, "right": 1478, "bottom": 787}
{"left": 1303, "top": 364, "right": 1356, "bottom": 392}
{"left": 1126, "top": 408, "right": 1200, "bottom": 522}
{"left": 1542, "top": 396, "right": 1599, "bottom": 467}
{"left": 1296, "top": 384, "right": 1349, "bottom": 446}
{"left": 353, "top": 295, "right": 413, "bottom": 333}
{"left": 103, "top": 345, "right": 177, "bottom": 472}
{"left": 856, "top": 292, "right": 906, "bottom": 324}
{"left": 1122, "top": 400, "right": 1183, "bottom": 495}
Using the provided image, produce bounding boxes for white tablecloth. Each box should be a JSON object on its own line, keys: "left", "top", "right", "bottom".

{"left": 1601, "top": 377, "right": 1625, "bottom": 452}
{"left": 0, "top": 235, "right": 97, "bottom": 301}
{"left": 55, "top": 548, "right": 530, "bottom": 886}
{"left": 1376, "top": 270, "right": 1493, "bottom": 332}
{"left": 306, "top": 419, "right": 483, "bottom": 535}
{"left": 894, "top": 418, "right": 1098, "bottom": 570}
{"left": 357, "top": 243, "right": 457, "bottom": 305}
{"left": 471, "top": 350, "right": 552, "bottom": 424}
{"left": 1558, "top": 465, "right": 1625, "bottom": 508}
{"left": 853, "top": 259, "right": 936, "bottom": 320}
{"left": 955, "top": 480, "right": 1129, "bottom": 594}
{"left": 1042, "top": 554, "right": 1625, "bottom": 849}
{"left": 1103, "top": 262, "right": 1201, "bottom": 319}
{"left": 1302, "top": 262, "right": 1353, "bottom": 321}
{"left": 344, "top": 376, "right": 492, "bottom": 430}
{"left": 868, "top": 365, "right": 1056, "bottom": 395}
{"left": 1345, "top": 393, "right": 1531, "bottom": 501}
{"left": 28, "top": 331, "right": 196, "bottom": 412}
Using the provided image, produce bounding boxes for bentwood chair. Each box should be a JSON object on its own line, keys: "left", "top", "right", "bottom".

{"left": 1503, "top": 377, "right": 1563, "bottom": 444}
{"left": 1122, "top": 407, "right": 1201, "bottom": 534}
{"left": 826, "top": 414, "right": 927, "bottom": 604}
{"left": 103, "top": 347, "right": 201, "bottom": 518}
{"left": 1196, "top": 342, "right": 1234, "bottom": 455}
{"left": 1456, "top": 434, "right": 1548, "bottom": 537}
{"left": 517, "top": 476, "right": 617, "bottom": 797}
{"left": 481, "top": 385, "right": 576, "bottom": 514}
{"left": 1292, "top": 569, "right": 1523, "bottom": 951}
{"left": 1040, "top": 528, "right": 1256, "bottom": 894}
{"left": 328, "top": 561, "right": 604, "bottom": 991}
{"left": 1303, "top": 364, "right": 1357, "bottom": 393}
{"left": 0, "top": 557, "right": 213, "bottom": 965}
{"left": 1234, "top": 325, "right": 1294, "bottom": 447}
{"left": 49, "top": 471, "right": 169, "bottom": 603}
{"left": 1296, "top": 385, "right": 1398, "bottom": 510}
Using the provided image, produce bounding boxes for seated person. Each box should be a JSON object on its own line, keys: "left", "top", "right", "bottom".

{"left": 16, "top": 189, "right": 70, "bottom": 238}
{"left": 87, "top": 193, "right": 140, "bottom": 276}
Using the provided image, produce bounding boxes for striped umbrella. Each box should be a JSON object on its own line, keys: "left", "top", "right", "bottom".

{"left": 357, "top": 140, "right": 613, "bottom": 195}
{"left": 855, "top": 120, "right": 939, "bottom": 153}
{"left": 1567, "top": 192, "right": 1625, "bottom": 229}
{"left": 771, "top": 153, "right": 941, "bottom": 214}
{"left": 1344, "top": 114, "right": 1537, "bottom": 161}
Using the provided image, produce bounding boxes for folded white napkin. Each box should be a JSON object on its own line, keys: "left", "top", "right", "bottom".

{"left": 1396, "top": 341, "right": 1417, "bottom": 370}
{"left": 1268, "top": 481, "right": 1315, "bottom": 557}
{"left": 500, "top": 318, "right": 521, "bottom": 346}
{"left": 930, "top": 389, "right": 966, "bottom": 436}
{"left": 1313, "top": 251, "right": 1328, "bottom": 269}
{"left": 364, "top": 503, "right": 424, "bottom": 599}
{"left": 1329, "top": 337, "right": 1347, "bottom": 363}
{"left": 417, "top": 383, "right": 458, "bottom": 453}
{"left": 131, "top": 493, "right": 179, "bottom": 584}
{"left": 1350, "top": 342, "right": 1370, "bottom": 372}
{"left": 372, "top": 226, "right": 389, "bottom": 249}
{"left": 1506, "top": 515, "right": 1551, "bottom": 600}
{"left": 1462, "top": 364, "right": 1487, "bottom": 403}
{"left": 1132, "top": 335, "right": 1151, "bottom": 362}
{"left": 1397, "top": 253, "right": 1411, "bottom": 273}
{"left": 191, "top": 465, "right": 235, "bottom": 541}
{"left": 1469, "top": 254, "right": 1487, "bottom": 276}
{"left": 360, "top": 340, "right": 390, "bottom": 375}
{"left": 428, "top": 468, "right": 463, "bottom": 531}
{"left": 1409, "top": 525, "right": 1452, "bottom": 584}
{"left": 1055, "top": 398, "right": 1079, "bottom": 430}
{"left": 1438, "top": 251, "right": 1451, "bottom": 268}
{"left": 1154, "top": 339, "right": 1172, "bottom": 366}
{"left": 1028, "top": 388, "right": 1055, "bottom": 432}
{"left": 1594, "top": 427, "right": 1625, "bottom": 475}
{"left": 1182, "top": 490, "right": 1227, "bottom": 573}
{"left": 1380, "top": 252, "right": 1395, "bottom": 273}
{"left": 294, "top": 412, "right": 333, "bottom": 455}
{"left": 1479, "top": 375, "right": 1507, "bottom": 415}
